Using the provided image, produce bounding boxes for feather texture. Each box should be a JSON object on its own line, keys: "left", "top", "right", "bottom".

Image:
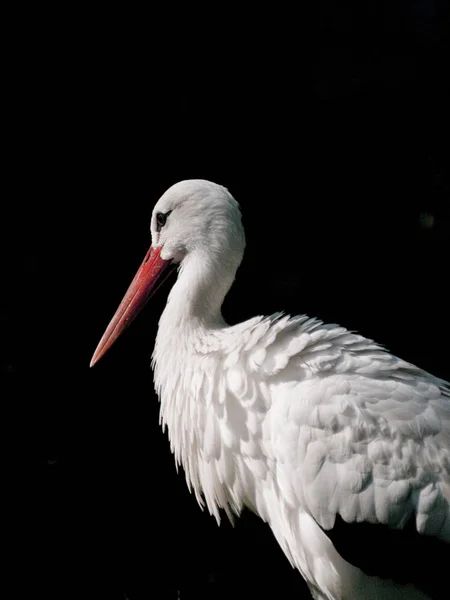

{"left": 155, "top": 308, "right": 450, "bottom": 598}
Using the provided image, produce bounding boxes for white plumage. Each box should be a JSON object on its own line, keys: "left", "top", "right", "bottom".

{"left": 91, "top": 179, "right": 450, "bottom": 599}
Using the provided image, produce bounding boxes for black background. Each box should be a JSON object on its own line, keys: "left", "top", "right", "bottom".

{"left": 3, "top": 3, "right": 450, "bottom": 599}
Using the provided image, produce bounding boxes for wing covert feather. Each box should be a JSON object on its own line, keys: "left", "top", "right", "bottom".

{"left": 251, "top": 315, "right": 450, "bottom": 540}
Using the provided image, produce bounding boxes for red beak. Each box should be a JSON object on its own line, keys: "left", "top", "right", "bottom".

{"left": 90, "top": 245, "right": 174, "bottom": 367}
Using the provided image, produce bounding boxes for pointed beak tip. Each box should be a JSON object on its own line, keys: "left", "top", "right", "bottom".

{"left": 90, "top": 343, "right": 106, "bottom": 368}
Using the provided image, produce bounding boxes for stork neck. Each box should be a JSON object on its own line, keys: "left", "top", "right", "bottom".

{"left": 160, "top": 250, "right": 237, "bottom": 332}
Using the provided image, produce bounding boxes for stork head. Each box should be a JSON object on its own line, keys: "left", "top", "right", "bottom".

{"left": 151, "top": 179, "right": 245, "bottom": 265}
{"left": 90, "top": 179, "right": 245, "bottom": 367}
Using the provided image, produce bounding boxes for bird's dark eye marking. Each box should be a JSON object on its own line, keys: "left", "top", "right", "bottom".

{"left": 156, "top": 210, "right": 172, "bottom": 232}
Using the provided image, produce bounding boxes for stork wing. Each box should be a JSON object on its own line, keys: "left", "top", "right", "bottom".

{"left": 250, "top": 314, "right": 450, "bottom": 541}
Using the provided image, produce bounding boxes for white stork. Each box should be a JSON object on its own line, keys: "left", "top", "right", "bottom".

{"left": 91, "top": 179, "right": 450, "bottom": 599}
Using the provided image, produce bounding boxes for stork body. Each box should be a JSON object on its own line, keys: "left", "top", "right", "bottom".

{"left": 91, "top": 180, "right": 450, "bottom": 599}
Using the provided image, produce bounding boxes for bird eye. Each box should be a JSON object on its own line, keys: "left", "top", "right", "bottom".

{"left": 156, "top": 211, "right": 172, "bottom": 232}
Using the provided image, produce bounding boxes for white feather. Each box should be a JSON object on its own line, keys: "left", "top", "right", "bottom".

{"left": 113, "top": 180, "right": 449, "bottom": 599}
